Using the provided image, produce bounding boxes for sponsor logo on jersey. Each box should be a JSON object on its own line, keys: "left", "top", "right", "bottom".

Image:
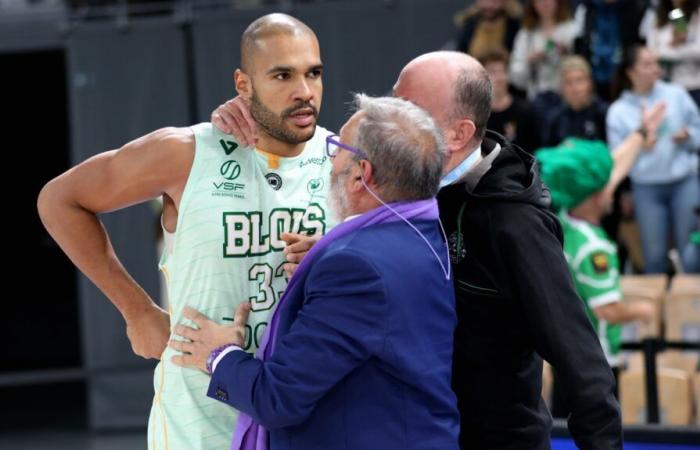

{"left": 213, "top": 160, "right": 245, "bottom": 198}
{"left": 591, "top": 252, "right": 609, "bottom": 273}
{"left": 220, "top": 160, "right": 241, "bottom": 180}
{"left": 212, "top": 181, "right": 246, "bottom": 198}
{"left": 265, "top": 173, "right": 283, "bottom": 190}
{"left": 307, "top": 178, "right": 324, "bottom": 195}
{"left": 299, "top": 155, "right": 327, "bottom": 168}
{"left": 219, "top": 139, "right": 238, "bottom": 155}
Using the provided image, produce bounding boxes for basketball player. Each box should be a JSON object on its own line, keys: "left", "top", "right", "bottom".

{"left": 37, "top": 13, "right": 334, "bottom": 450}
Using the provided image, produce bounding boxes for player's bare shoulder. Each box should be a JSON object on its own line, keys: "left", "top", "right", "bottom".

{"left": 123, "top": 126, "right": 195, "bottom": 197}
{"left": 129, "top": 126, "right": 194, "bottom": 166}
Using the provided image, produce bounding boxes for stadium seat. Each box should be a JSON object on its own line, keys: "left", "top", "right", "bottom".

{"left": 619, "top": 367, "right": 693, "bottom": 425}
{"left": 664, "top": 275, "right": 700, "bottom": 342}
{"left": 625, "top": 351, "right": 698, "bottom": 375}
{"left": 619, "top": 275, "right": 667, "bottom": 340}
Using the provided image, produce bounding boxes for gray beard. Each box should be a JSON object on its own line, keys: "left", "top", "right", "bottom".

{"left": 328, "top": 168, "right": 352, "bottom": 222}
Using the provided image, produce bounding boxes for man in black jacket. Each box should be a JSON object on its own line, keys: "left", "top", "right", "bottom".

{"left": 212, "top": 50, "right": 622, "bottom": 450}
{"left": 393, "top": 51, "right": 621, "bottom": 450}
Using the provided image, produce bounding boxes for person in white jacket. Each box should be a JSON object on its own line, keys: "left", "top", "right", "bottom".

{"left": 646, "top": 0, "right": 700, "bottom": 106}
{"left": 509, "top": 0, "right": 578, "bottom": 100}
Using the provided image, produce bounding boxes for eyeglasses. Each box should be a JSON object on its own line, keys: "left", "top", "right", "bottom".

{"left": 325, "top": 134, "right": 368, "bottom": 160}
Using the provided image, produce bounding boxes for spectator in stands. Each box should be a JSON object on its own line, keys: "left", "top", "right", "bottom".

{"left": 573, "top": 0, "right": 648, "bottom": 101}
{"left": 646, "top": 0, "right": 700, "bottom": 107}
{"left": 607, "top": 44, "right": 700, "bottom": 273}
{"left": 543, "top": 55, "right": 608, "bottom": 146}
{"left": 542, "top": 56, "right": 634, "bottom": 256}
{"left": 509, "top": 0, "right": 577, "bottom": 119}
{"left": 480, "top": 49, "right": 540, "bottom": 152}
{"left": 455, "top": 0, "right": 522, "bottom": 56}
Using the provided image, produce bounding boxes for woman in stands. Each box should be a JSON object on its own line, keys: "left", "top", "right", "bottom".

{"left": 509, "top": 0, "right": 577, "bottom": 121}
{"left": 606, "top": 44, "right": 700, "bottom": 273}
{"left": 646, "top": 0, "right": 700, "bottom": 108}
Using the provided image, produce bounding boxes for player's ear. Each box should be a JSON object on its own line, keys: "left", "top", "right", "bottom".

{"left": 235, "top": 69, "right": 253, "bottom": 100}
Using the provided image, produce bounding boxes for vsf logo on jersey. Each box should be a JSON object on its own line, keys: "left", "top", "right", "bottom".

{"left": 223, "top": 203, "right": 327, "bottom": 257}
{"left": 213, "top": 160, "right": 245, "bottom": 198}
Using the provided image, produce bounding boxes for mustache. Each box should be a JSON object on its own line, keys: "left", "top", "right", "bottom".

{"left": 282, "top": 102, "right": 318, "bottom": 119}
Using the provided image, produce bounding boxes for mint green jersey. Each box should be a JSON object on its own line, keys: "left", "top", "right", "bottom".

{"left": 148, "top": 123, "right": 335, "bottom": 450}
{"left": 559, "top": 211, "right": 622, "bottom": 366}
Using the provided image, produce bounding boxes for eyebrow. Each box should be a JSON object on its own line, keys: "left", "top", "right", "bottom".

{"left": 266, "top": 64, "right": 324, "bottom": 75}
{"left": 308, "top": 64, "right": 324, "bottom": 72}
{"left": 267, "top": 66, "right": 293, "bottom": 75}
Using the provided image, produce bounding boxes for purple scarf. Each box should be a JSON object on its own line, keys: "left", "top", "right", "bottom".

{"left": 231, "top": 198, "right": 440, "bottom": 450}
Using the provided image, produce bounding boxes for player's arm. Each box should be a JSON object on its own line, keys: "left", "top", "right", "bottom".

{"left": 575, "top": 249, "right": 655, "bottom": 326}
{"left": 37, "top": 127, "right": 194, "bottom": 359}
{"left": 593, "top": 301, "right": 654, "bottom": 324}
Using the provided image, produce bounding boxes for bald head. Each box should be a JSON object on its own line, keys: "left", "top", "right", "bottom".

{"left": 241, "top": 13, "right": 316, "bottom": 74}
{"left": 402, "top": 51, "right": 482, "bottom": 76}
{"left": 395, "top": 51, "right": 492, "bottom": 142}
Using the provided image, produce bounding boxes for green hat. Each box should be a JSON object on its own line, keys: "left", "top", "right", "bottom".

{"left": 536, "top": 138, "right": 613, "bottom": 210}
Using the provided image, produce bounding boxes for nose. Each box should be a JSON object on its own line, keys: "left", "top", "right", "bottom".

{"left": 294, "top": 78, "right": 314, "bottom": 102}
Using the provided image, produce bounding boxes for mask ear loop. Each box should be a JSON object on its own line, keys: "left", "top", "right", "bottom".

{"left": 358, "top": 175, "right": 451, "bottom": 281}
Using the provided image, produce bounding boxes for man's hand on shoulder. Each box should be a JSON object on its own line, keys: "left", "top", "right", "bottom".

{"left": 211, "top": 96, "right": 258, "bottom": 148}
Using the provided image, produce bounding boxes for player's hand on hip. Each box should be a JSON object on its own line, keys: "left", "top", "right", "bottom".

{"left": 211, "top": 96, "right": 258, "bottom": 147}
{"left": 169, "top": 303, "right": 251, "bottom": 373}
{"left": 125, "top": 303, "right": 170, "bottom": 360}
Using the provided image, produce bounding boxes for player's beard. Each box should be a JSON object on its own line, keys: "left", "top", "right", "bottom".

{"left": 250, "top": 88, "right": 318, "bottom": 144}
{"left": 328, "top": 164, "right": 353, "bottom": 222}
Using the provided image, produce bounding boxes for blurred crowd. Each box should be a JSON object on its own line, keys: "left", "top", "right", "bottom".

{"left": 454, "top": 0, "right": 699, "bottom": 275}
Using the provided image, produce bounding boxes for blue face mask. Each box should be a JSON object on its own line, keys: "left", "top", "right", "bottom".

{"left": 440, "top": 146, "right": 481, "bottom": 188}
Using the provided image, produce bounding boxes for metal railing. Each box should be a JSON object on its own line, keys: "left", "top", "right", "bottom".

{"left": 620, "top": 338, "right": 700, "bottom": 424}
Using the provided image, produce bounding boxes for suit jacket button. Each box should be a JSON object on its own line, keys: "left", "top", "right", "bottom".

{"left": 216, "top": 388, "right": 228, "bottom": 401}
